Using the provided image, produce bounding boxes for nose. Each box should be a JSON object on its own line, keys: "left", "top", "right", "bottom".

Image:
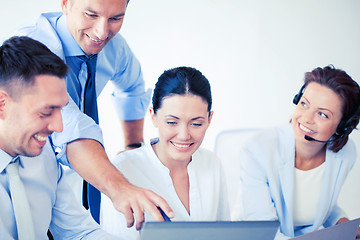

{"left": 303, "top": 109, "right": 315, "bottom": 124}
{"left": 48, "top": 110, "right": 63, "bottom": 133}
{"left": 94, "top": 18, "right": 109, "bottom": 40}
{"left": 177, "top": 124, "right": 191, "bottom": 140}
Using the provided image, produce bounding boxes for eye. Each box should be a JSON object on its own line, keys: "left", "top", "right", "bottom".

{"left": 191, "top": 123, "right": 203, "bottom": 127}
{"left": 166, "top": 121, "right": 177, "bottom": 126}
{"left": 40, "top": 112, "right": 52, "bottom": 118}
{"left": 300, "top": 101, "right": 308, "bottom": 108}
{"left": 109, "top": 16, "right": 123, "bottom": 22}
{"left": 319, "top": 112, "right": 329, "bottom": 119}
{"left": 85, "top": 12, "right": 98, "bottom": 18}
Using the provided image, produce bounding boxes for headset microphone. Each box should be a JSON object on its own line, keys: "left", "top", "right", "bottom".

{"left": 304, "top": 135, "right": 334, "bottom": 143}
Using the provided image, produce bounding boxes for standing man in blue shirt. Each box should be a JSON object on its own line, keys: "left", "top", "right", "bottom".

{"left": 0, "top": 35, "right": 120, "bottom": 240}
{"left": 16, "top": 0, "right": 174, "bottom": 229}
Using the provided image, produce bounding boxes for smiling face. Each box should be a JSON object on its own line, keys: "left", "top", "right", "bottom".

{"left": 61, "top": 0, "right": 127, "bottom": 56}
{"left": 150, "top": 94, "right": 213, "bottom": 167}
{"left": 292, "top": 82, "right": 343, "bottom": 145}
{"left": 0, "top": 75, "right": 68, "bottom": 157}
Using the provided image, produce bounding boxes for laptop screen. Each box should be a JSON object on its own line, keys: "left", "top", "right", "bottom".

{"left": 140, "top": 221, "right": 279, "bottom": 240}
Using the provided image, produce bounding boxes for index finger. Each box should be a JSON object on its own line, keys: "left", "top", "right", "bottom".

{"left": 145, "top": 192, "right": 175, "bottom": 221}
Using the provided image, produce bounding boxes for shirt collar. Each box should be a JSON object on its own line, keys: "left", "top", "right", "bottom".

{"left": 0, "top": 150, "right": 24, "bottom": 173}
{"left": 56, "top": 15, "right": 84, "bottom": 57}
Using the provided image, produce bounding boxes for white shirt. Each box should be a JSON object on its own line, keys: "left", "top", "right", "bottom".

{"left": 293, "top": 163, "right": 326, "bottom": 226}
{"left": 100, "top": 141, "right": 230, "bottom": 240}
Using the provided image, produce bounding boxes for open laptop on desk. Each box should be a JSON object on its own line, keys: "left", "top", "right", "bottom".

{"left": 140, "top": 221, "right": 279, "bottom": 240}
{"left": 291, "top": 218, "right": 360, "bottom": 240}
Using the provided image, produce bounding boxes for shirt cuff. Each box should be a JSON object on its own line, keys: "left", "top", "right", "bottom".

{"left": 111, "top": 88, "right": 152, "bottom": 120}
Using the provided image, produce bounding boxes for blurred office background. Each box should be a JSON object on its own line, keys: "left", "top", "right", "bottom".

{"left": 2, "top": 0, "right": 360, "bottom": 219}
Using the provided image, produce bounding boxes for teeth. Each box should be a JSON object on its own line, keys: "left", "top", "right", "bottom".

{"left": 173, "top": 142, "right": 190, "bottom": 148}
{"left": 299, "top": 124, "right": 313, "bottom": 133}
{"left": 87, "top": 35, "right": 103, "bottom": 42}
{"left": 34, "top": 134, "right": 47, "bottom": 142}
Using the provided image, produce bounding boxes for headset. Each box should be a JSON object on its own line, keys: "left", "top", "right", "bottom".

{"left": 293, "top": 83, "right": 360, "bottom": 137}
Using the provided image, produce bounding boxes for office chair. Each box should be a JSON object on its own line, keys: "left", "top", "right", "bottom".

{"left": 214, "top": 128, "right": 262, "bottom": 220}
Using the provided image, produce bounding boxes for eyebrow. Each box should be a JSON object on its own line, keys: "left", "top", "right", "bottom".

{"left": 86, "top": 8, "right": 125, "bottom": 18}
{"left": 44, "top": 101, "right": 68, "bottom": 110}
{"left": 303, "top": 97, "right": 334, "bottom": 115}
{"left": 166, "top": 115, "right": 206, "bottom": 120}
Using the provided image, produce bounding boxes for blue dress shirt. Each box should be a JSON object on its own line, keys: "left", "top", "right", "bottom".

{"left": 0, "top": 142, "right": 119, "bottom": 240}
{"left": 18, "top": 12, "right": 151, "bottom": 120}
{"left": 15, "top": 12, "right": 152, "bottom": 165}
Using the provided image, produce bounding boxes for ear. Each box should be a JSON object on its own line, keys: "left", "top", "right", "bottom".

{"left": 0, "top": 90, "right": 9, "bottom": 120}
{"left": 61, "top": 0, "right": 70, "bottom": 15}
{"left": 208, "top": 111, "right": 214, "bottom": 125}
{"left": 149, "top": 107, "right": 159, "bottom": 128}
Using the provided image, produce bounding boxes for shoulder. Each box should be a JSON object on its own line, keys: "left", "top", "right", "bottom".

{"left": 101, "top": 33, "right": 132, "bottom": 59}
{"left": 110, "top": 146, "right": 148, "bottom": 169}
{"left": 98, "top": 33, "right": 137, "bottom": 74}
{"left": 239, "top": 124, "right": 295, "bottom": 169}
{"left": 192, "top": 148, "right": 222, "bottom": 168}
{"left": 15, "top": 12, "right": 65, "bottom": 58}
{"left": 334, "top": 138, "right": 357, "bottom": 165}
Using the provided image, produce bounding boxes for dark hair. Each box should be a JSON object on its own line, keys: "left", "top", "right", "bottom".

{"left": 0, "top": 36, "right": 68, "bottom": 99}
{"left": 303, "top": 65, "right": 360, "bottom": 152}
{"left": 152, "top": 66, "right": 212, "bottom": 115}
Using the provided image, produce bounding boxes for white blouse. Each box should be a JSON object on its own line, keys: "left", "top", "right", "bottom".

{"left": 100, "top": 141, "right": 229, "bottom": 240}
{"left": 293, "top": 162, "right": 326, "bottom": 226}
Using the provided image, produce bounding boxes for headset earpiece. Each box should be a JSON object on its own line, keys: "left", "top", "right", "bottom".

{"left": 293, "top": 84, "right": 306, "bottom": 105}
{"left": 336, "top": 101, "right": 360, "bottom": 136}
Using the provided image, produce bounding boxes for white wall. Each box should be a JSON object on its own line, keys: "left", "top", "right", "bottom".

{"left": 2, "top": 0, "right": 360, "bottom": 217}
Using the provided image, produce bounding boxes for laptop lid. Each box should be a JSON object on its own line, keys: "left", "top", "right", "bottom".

{"left": 140, "top": 221, "right": 279, "bottom": 240}
{"left": 291, "top": 218, "right": 360, "bottom": 240}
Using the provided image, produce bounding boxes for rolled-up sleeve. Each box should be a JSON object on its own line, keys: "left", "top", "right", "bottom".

{"left": 111, "top": 88, "right": 152, "bottom": 120}
{"left": 105, "top": 34, "right": 151, "bottom": 121}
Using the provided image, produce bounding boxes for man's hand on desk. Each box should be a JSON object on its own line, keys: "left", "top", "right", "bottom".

{"left": 109, "top": 182, "right": 175, "bottom": 230}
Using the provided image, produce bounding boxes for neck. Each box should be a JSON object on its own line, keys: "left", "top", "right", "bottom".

{"left": 295, "top": 141, "right": 326, "bottom": 170}
{"left": 151, "top": 142, "right": 190, "bottom": 172}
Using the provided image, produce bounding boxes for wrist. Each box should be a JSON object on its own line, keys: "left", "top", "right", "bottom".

{"left": 125, "top": 142, "right": 144, "bottom": 150}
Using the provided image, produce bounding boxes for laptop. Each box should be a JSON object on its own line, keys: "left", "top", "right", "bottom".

{"left": 140, "top": 221, "right": 279, "bottom": 240}
{"left": 291, "top": 218, "right": 360, "bottom": 240}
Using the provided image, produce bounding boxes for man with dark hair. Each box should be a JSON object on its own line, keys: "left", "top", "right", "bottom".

{"left": 0, "top": 36, "right": 119, "bottom": 239}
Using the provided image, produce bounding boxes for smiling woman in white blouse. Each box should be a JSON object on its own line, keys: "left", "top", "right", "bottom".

{"left": 100, "top": 66, "right": 229, "bottom": 240}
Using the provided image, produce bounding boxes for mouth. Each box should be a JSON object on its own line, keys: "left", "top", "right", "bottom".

{"left": 33, "top": 134, "right": 48, "bottom": 146}
{"left": 299, "top": 123, "right": 315, "bottom": 134}
{"left": 85, "top": 34, "right": 106, "bottom": 45}
{"left": 171, "top": 141, "right": 193, "bottom": 149}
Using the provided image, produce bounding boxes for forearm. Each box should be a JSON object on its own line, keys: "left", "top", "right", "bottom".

{"left": 66, "top": 138, "right": 130, "bottom": 199}
{"left": 66, "top": 138, "right": 174, "bottom": 229}
{"left": 120, "top": 119, "right": 144, "bottom": 147}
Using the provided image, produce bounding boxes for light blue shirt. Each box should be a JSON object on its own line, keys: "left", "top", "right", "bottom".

{"left": 239, "top": 123, "right": 356, "bottom": 239}
{"left": 15, "top": 12, "right": 151, "bottom": 165}
{"left": 0, "top": 142, "right": 119, "bottom": 240}
{"left": 17, "top": 12, "right": 151, "bottom": 120}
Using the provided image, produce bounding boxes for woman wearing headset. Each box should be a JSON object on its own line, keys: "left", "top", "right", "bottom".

{"left": 239, "top": 65, "right": 360, "bottom": 239}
